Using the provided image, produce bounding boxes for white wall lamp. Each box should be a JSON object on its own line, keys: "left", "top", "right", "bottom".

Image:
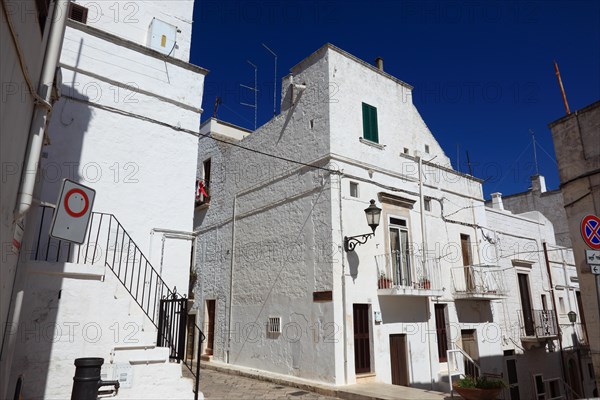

{"left": 343, "top": 199, "right": 382, "bottom": 252}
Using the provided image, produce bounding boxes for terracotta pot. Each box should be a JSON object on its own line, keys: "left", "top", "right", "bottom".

{"left": 453, "top": 384, "right": 502, "bottom": 400}
{"left": 378, "top": 278, "right": 392, "bottom": 289}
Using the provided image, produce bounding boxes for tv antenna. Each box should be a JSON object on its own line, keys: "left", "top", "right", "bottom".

{"left": 262, "top": 43, "right": 278, "bottom": 117}
{"left": 530, "top": 129, "right": 539, "bottom": 175}
{"left": 240, "top": 61, "right": 258, "bottom": 130}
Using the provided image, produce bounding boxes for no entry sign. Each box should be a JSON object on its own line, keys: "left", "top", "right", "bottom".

{"left": 581, "top": 214, "right": 600, "bottom": 250}
{"left": 50, "top": 179, "right": 96, "bottom": 244}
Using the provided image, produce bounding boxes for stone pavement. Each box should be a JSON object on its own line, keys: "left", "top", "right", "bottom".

{"left": 198, "top": 361, "right": 450, "bottom": 400}
{"left": 199, "top": 367, "right": 342, "bottom": 400}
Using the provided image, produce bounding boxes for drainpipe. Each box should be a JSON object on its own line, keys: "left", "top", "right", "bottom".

{"left": 226, "top": 195, "right": 237, "bottom": 364}
{"left": 417, "top": 157, "right": 435, "bottom": 390}
{"left": 543, "top": 242, "right": 568, "bottom": 392}
{"left": 338, "top": 174, "right": 348, "bottom": 384}
{"left": 14, "top": 0, "right": 70, "bottom": 221}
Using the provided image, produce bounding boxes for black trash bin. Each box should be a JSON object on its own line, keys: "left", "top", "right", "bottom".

{"left": 71, "top": 358, "right": 119, "bottom": 400}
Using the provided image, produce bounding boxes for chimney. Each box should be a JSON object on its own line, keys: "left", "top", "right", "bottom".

{"left": 491, "top": 192, "right": 504, "bottom": 210}
{"left": 375, "top": 57, "right": 384, "bottom": 71}
{"left": 531, "top": 175, "right": 547, "bottom": 193}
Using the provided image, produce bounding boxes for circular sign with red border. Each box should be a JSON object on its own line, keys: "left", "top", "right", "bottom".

{"left": 581, "top": 215, "right": 600, "bottom": 250}
{"left": 64, "top": 188, "right": 89, "bottom": 218}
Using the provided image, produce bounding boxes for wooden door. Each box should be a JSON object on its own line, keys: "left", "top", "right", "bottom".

{"left": 461, "top": 329, "right": 479, "bottom": 377}
{"left": 461, "top": 234, "right": 474, "bottom": 290}
{"left": 517, "top": 274, "right": 534, "bottom": 336}
{"left": 505, "top": 357, "right": 520, "bottom": 399}
{"left": 390, "top": 334, "right": 409, "bottom": 386}
{"left": 205, "top": 300, "right": 215, "bottom": 355}
{"left": 435, "top": 304, "right": 448, "bottom": 362}
{"left": 353, "top": 304, "right": 371, "bottom": 373}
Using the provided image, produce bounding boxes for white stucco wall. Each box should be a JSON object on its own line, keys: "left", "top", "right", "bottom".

{"left": 72, "top": 0, "right": 194, "bottom": 62}
{"left": 1, "top": 1, "right": 49, "bottom": 397}
{"left": 6, "top": 8, "right": 206, "bottom": 399}
{"left": 193, "top": 43, "right": 583, "bottom": 397}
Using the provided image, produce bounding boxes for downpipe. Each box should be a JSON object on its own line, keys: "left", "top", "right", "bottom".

{"left": 14, "top": 0, "right": 70, "bottom": 221}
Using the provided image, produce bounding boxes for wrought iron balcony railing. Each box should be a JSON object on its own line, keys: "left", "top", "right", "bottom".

{"left": 375, "top": 251, "right": 442, "bottom": 293}
{"left": 450, "top": 265, "right": 507, "bottom": 299}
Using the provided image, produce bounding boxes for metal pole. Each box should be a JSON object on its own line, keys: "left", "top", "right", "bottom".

{"left": 262, "top": 43, "right": 277, "bottom": 116}
{"left": 195, "top": 327, "right": 201, "bottom": 400}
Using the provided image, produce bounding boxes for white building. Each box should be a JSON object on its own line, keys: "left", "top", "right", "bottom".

{"left": 3, "top": 1, "right": 207, "bottom": 398}
{"left": 193, "top": 44, "right": 595, "bottom": 399}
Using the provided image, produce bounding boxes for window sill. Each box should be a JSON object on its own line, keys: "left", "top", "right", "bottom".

{"left": 359, "top": 137, "right": 386, "bottom": 150}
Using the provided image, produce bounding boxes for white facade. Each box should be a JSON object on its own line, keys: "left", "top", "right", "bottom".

{"left": 4, "top": 1, "right": 207, "bottom": 398}
{"left": 193, "top": 44, "right": 594, "bottom": 398}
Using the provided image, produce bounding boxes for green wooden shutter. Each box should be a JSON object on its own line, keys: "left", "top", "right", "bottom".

{"left": 362, "top": 103, "right": 379, "bottom": 143}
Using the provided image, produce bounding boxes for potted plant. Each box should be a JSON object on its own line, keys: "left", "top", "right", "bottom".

{"left": 453, "top": 375, "right": 506, "bottom": 400}
{"left": 378, "top": 272, "right": 392, "bottom": 289}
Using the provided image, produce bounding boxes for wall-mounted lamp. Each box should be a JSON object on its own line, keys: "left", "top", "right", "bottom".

{"left": 567, "top": 311, "right": 577, "bottom": 324}
{"left": 343, "top": 199, "right": 382, "bottom": 252}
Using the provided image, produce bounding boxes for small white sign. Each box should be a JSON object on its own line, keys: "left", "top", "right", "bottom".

{"left": 586, "top": 250, "right": 600, "bottom": 265}
{"left": 49, "top": 179, "right": 96, "bottom": 244}
{"left": 591, "top": 265, "right": 600, "bottom": 275}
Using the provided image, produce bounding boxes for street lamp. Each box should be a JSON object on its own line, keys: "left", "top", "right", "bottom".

{"left": 567, "top": 311, "right": 577, "bottom": 324}
{"left": 344, "top": 199, "right": 382, "bottom": 252}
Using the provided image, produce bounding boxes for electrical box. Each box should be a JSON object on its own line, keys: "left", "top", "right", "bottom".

{"left": 147, "top": 18, "right": 177, "bottom": 56}
{"left": 115, "top": 364, "right": 133, "bottom": 389}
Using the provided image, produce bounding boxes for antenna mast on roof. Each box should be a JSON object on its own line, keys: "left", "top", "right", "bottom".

{"left": 262, "top": 43, "right": 278, "bottom": 117}
{"left": 213, "top": 96, "right": 222, "bottom": 118}
{"left": 241, "top": 61, "right": 258, "bottom": 130}
{"left": 530, "top": 129, "right": 539, "bottom": 175}
{"left": 553, "top": 60, "right": 571, "bottom": 115}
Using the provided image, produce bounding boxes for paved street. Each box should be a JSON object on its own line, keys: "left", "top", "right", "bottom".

{"left": 199, "top": 368, "right": 343, "bottom": 400}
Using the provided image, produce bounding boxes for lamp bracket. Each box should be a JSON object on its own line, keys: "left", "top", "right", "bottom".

{"left": 344, "top": 233, "right": 374, "bottom": 252}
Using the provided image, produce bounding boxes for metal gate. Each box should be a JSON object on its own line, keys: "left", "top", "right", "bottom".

{"left": 157, "top": 293, "right": 188, "bottom": 362}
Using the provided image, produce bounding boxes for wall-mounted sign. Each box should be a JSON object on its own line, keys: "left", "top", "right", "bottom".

{"left": 49, "top": 179, "right": 95, "bottom": 244}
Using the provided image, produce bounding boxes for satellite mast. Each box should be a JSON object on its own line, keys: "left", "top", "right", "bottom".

{"left": 240, "top": 61, "right": 258, "bottom": 130}
{"left": 262, "top": 43, "right": 278, "bottom": 117}
{"left": 530, "top": 129, "right": 539, "bottom": 175}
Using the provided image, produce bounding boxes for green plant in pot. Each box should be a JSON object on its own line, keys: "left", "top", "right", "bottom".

{"left": 453, "top": 375, "right": 507, "bottom": 400}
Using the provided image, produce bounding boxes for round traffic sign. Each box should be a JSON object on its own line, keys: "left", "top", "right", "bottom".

{"left": 64, "top": 188, "right": 90, "bottom": 218}
{"left": 581, "top": 215, "right": 600, "bottom": 250}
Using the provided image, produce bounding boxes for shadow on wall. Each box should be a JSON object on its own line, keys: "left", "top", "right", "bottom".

{"left": 7, "top": 78, "right": 92, "bottom": 399}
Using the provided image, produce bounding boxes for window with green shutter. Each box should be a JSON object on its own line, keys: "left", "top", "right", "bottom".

{"left": 362, "top": 103, "right": 379, "bottom": 143}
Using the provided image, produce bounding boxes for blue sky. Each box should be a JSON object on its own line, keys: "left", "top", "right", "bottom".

{"left": 190, "top": 0, "right": 600, "bottom": 199}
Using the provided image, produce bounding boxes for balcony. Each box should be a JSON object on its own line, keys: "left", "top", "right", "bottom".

{"left": 374, "top": 251, "right": 443, "bottom": 297}
{"left": 519, "top": 309, "right": 559, "bottom": 347}
{"left": 195, "top": 179, "right": 210, "bottom": 208}
{"left": 451, "top": 265, "right": 507, "bottom": 300}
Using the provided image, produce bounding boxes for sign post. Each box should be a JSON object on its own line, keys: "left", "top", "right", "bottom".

{"left": 581, "top": 215, "right": 600, "bottom": 342}
{"left": 50, "top": 179, "right": 96, "bottom": 244}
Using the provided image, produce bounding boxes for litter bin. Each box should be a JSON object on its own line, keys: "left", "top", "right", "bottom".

{"left": 71, "top": 358, "right": 119, "bottom": 400}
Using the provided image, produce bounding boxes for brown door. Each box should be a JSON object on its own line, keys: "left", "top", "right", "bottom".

{"left": 461, "top": 329, "right": 479, "bottom": 377}
{"left": 575, "top": 291, "right": 588, "bottom": 342}
{"left": 390, "top": 334, "right": 409, "bottom": 386}
{"left": 186, "top": 314, "right": 196, "bottom": 361}
{"left": 517, "top": 274, "right": 534, "bottom": 336}
{"left": 461, "top": 234, "right": 474, "bottom": 290}
{"left": 435, "top": 304, "right": 448, "bottom": 362}
{"left": 505, "top": 357, "right": 520, "bottom": 399}
{"left": 353, "top": 304, "right": 371, "bottom": 374}
{"left": 205, "top": 300, "right": 215, "bottom": 355}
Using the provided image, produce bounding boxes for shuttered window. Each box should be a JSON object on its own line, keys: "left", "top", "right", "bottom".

{"left": 362, "top": 102, "right": 379, "bottom": 143}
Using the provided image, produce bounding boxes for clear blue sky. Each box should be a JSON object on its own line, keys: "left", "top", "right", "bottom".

{"left": 190, "top": 0, "right": 600, "bottom": 199}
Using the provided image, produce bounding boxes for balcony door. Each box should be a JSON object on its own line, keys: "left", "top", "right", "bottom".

{"left": 390, "top": 218, "right": 410, "bottom": 286}
{"left": 517, "top": 273, "right": 534, "bottom": 336}
{"left": 461, "top": 234, "right": 474, "bottom": 290}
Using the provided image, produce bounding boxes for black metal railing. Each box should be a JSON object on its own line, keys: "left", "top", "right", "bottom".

{"left": 519, "top": 309, "right": 558, "bottom": 338}
{"left": 32, "top": 205, "right": 205, "bottom": 400}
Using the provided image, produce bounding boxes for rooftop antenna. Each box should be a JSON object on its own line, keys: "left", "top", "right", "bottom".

{"left": 456, "top": 144, "right": 461, "bottom": 173}
{"left": 240, "top": 61, "right": 258, "bottom": 130}
{"left": 213, "top": 96, "right": 222, "bottom": 118}
{"left": 530, "top": 129, "right": 539, "bottom": 175}
{"left": 262, "top": 43, "right": 278, "bottom": 117}
{"left": 466, "top": 150, "right": 473, "bottom": 176}
{"left": 553, "top": 60, "right": 571, "bottom": 115}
